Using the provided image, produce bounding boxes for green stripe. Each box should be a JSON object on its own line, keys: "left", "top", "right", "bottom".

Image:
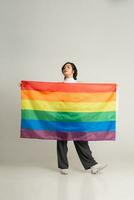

{"left": 21, "top": 109, "right": 116, "bottom": 122}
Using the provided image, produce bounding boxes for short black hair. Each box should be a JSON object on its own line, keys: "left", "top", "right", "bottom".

{"left": 61, "top": 62, "right": 78, "bottom": 80}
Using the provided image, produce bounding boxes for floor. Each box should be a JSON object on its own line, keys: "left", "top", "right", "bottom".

{"left": 0, "top": 159, "right": 134, "bottom": 200}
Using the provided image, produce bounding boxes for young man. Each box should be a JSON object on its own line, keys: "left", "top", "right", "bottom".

{"left": 57, "top": 62, "right": 107, "bottom": 175}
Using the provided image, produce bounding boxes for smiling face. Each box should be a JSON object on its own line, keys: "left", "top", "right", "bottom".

{"left": 62, "top": 63, "right": 74, "bottom": 78}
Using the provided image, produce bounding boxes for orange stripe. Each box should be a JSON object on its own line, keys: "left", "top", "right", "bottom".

{"left": 21, "top": 90, "right": 116, "bottom": 102}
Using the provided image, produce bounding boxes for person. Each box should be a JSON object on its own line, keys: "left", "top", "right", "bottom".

{"left": 57, "top": 62, "right": 107, "bottom": 175}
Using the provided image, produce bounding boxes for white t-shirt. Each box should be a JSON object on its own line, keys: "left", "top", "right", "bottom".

{"left": 63, "top": 77, "right": 77, "bottom": 83}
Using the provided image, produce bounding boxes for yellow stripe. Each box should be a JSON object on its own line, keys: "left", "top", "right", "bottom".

{"left": 21, "top": 100, "right": 116, "bottom": 112}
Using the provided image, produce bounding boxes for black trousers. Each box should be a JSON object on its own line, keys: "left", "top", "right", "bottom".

{"left": 57, "top": 140, "right": 98, "bottom": 170}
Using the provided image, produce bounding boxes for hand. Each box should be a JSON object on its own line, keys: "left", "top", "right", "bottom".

{"left": 19, "top": 82, "right": 22, "bottom": 87}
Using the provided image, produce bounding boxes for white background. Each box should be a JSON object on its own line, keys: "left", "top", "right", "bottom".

{"left": 0, "top": 0, "right": 134, "bottom": 167}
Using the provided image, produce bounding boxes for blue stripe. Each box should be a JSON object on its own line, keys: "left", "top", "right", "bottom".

{"left": 21, "top": 120, "right": 116, "bottom": 132}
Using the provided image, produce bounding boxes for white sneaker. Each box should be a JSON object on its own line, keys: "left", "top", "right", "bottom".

{"left": 59, "top": 168, "right": 68, "bottom": 175}
{"left": 86, "top": 163, "right": 108, "bottom": 174}
{"left": 91, "top": 163, "right": 108, "bottom": 174}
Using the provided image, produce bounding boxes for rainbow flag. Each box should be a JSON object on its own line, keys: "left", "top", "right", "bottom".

{"left": 20, "top": 80, "right": 117, "bottom": 141}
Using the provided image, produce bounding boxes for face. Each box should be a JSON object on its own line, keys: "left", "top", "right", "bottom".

{"left": 62, "top": 64, "right": 74, "bottom": 77}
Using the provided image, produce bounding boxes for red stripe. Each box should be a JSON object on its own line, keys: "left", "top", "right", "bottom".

{"left": 21, "top": 80, "right": 116, "bottom": 93}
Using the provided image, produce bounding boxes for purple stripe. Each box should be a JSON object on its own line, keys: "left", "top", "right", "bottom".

{"left": 20, "top": 129, "right": 116, "bottom": 141}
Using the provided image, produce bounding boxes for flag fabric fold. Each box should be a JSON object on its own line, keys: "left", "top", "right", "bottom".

{"left": 20, "top": 80, "right": 117, "bottom": 141}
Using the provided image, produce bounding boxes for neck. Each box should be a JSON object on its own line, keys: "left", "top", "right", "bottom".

{"left": 65, "top": 77, "right": 74, "bottom": 79}
{"left": 65, "top": 77, "right": 75, "bottom": 81}
{"left": 65, "top": 75, "right": 74, "bottom": 78}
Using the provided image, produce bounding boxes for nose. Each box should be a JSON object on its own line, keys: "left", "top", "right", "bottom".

{"left": 64, "top": 67, "right": 68, "bottom": 71}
